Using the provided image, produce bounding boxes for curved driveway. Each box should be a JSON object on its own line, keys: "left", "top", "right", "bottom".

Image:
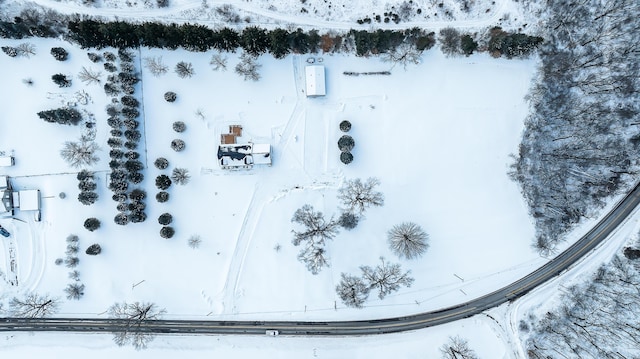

{"left": 2, "top": 182, "right": 639, "bottom": 335}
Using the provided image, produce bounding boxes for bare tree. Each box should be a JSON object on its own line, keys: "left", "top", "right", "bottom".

{"left": 16, "top": 42, "right": 36, "bottom": 58}
{"left": 171, "top": 168, "right": 190, "bottom": 185}
{"left": 438, "top": 27, "right": 461, "bottom": 57}
{"left": 65, "top": 283, "right": 85, "bottom": 300}
{"left": 291, "top": 204, "right": 339, "bottom": 246}
{"left": 336, "top": 273, "right": 370, "bottom": 308}
{"left": 297, "top": 244, "right": 329, "bottom": 275}
{"left": 337, "top": 177, "right": 384, "bottom": 215}
{"left": 65, "top": 256, "right": 79, "bottom": 268}
{"left": 440, "top": 336, "right": 479, "bottom": 359}
{"left": 9, "top": 294, "right": 60, "bottom": 318}
{"left": 144, "top": 56, "right": 168, "bottom": 77}
{"left": 360, "top": 257, "right": 414, "bottom": 299}
{"left": 78, "top": 66, "right": 102, "bottom": 85}
{"left": 210, "top": 53, "right": 228, "bottom": 71}
{"left": 381, "top": 43, "right": 423, "bottom": 69}
{"left": 68, "top": 270, "right": 81, "bottom": 281}
{"left": 387, "top": 222, "right": 429, "bottom": 259}
{"left": 188, "top": 235, "right": 202, "bottom": 249}
{"left": 175, "top": 61, "right": 195, "bottom": 78}
{"left": 60, "top": 140, "right": 100, "bottom": 168}
{"left": 108, "top": 301, "right": 166, "bottom": 350}
{"left": 234, "top": 53, "right": 261, "bottom": 82}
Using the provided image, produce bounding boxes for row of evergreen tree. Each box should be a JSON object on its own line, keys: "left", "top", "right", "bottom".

{"left": 1, "top": 10, "right": 542, "bottom": 58}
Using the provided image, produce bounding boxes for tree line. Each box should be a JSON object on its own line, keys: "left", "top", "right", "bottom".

{"left": 1, "top": 8, "right": 542, "bottom": 59}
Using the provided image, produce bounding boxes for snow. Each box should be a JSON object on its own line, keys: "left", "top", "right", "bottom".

{"left": 0, "top": 0, "right": 572, "bottom": 357}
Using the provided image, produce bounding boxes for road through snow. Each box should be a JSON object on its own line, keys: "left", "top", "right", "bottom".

{"left": 21, "top": 0, "right": 509, "bottom": 30}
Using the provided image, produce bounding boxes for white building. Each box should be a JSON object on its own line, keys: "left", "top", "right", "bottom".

{"left": 305, "top": 65, "right": 326, "bottom": 97}
{"left": 0, "top": 156, "right": 14, "bottom": 167}
{"left": 217, "top": 143, "right": 272, "bottom": 169}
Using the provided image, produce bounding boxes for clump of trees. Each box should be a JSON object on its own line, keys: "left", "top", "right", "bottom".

{"left": 336, "top": 257, "right": 413, "bottom": 308}
{"left": 77, "top": 170, "right": 99, "bottom": 205}
{"left": 291, "top": 204, "right": 339, "bottom": 274}
{"left": 38, "top": 107, "right": 82, "bottom": 125}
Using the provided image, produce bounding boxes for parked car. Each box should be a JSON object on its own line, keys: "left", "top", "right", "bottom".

{"left": 265, "top": 330, "right": 279, "bottom": 336}
{"left": 0, "top": 225, "right": 10, "bottom": 237}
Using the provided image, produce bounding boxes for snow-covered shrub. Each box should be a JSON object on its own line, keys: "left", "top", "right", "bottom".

{"left": 103, "top": 52, "right": 116, "bottom": 62}
{"left": 123, "top": 119, "right": 139, "bottom": 130}
{"left": 172, "top": 121, "right": 186, "bottom": 133}
{"left": 340, "top": 152, "right": 353, "bottom": 165}
{"left": 156, "top": 191, "right": 169, "bottom": 203}
{"left": 78, "top": 191, "right": 98, "bottom": 205}
{"left": 339, "top": 120, "right": 351, "bottom": 132}
{"left": 39, "top": 108, "right": 82, "bottom": 125}
{"left": 188, "top": 235, "right": 202, "bottom": 249}
{"left": 2, "top": 46, "right": 18, "bottom": 57}
{"left": 164, "top": 91, "right": 177, "bottom": 102}
{"left": 154, "top": 157, "right": 169, "bottom": 170}
{"left": 338, "top": 135, "right": 355, "bottom": 152}
{"left": 83, "top": 218, "right": 101, "bottom": 232}
{"left": 121, "top": 96, "right": 139, "bottom": 108}
{"left": 338, "top": 212, "right": 359, "bottom": 230}
{"left": 87, "top": 52, "right": 101, "bottom": 63}
{"left": 171, "top": 139, "right": 185, "bottom": 152}
{"left": 50, "top": 47, "right": 68, "bottom": 61}
{"left": 86, "top": 244, "right": 102, "bottom": 255}
{"left": 158, "top": 213, "right": 172, "bottom": 225}
{"left": 128, "top": 188, "right": 146, "bottom": 201}
{"left": 155, "top": 175, "right": 172, "bottom": 190}
{"left": 171, "top": 168, "right": 190, "bottom": 185}
{"left": 160, "top": 226, "right": 175, "bottom": 239}
{"left": 104, "top": 62, "right": 117, "bottom": 73}
{"left": 130, "top": 210, "right": 147, "bottom": 223}
{"left": 114, "top": 213, "right": 129, "bottom": 226}
{"left": 175, "top": 61, "right": 194, "bottom": 78}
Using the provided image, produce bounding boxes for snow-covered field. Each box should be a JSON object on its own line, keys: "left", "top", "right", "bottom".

{"left": 0, "top": 0, "right": 553, "bottom": 355}
{"left": 0, "top": 36, "right": 538, "bottom": 320}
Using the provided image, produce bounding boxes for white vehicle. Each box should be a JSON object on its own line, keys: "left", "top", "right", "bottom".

{"left": 265, "top": 330, "right": 279, "bottom": 336}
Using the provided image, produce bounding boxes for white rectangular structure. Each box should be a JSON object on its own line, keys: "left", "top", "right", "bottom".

{"left": 0, "top": 156, "right": 14, "bottom": 167}
{"left": 217, "top": 143, "right": 271, "bottom": 169}
{"left": 17, "top": 190, "right": 40, "bottom": 211}
{"left": 305, "top": 65, "right": 326, "bottom": 97}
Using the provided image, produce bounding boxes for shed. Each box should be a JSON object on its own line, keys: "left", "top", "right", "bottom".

{"left": 0, "top": 156, "right": 14, "bottom": 167}
{"left": 305, "top": 65, "right": 326, "bottom": 97}
{"left": 15, "top": 190, "right": 40, "bottom": 211}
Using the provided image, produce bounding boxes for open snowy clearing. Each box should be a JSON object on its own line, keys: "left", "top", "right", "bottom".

{"left": 0, "top": 35, "right": 538, "bottom": 324}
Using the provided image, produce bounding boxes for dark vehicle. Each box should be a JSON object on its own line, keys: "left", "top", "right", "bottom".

{"left": 0, "top": 225, "right": 10, "bottom": 237}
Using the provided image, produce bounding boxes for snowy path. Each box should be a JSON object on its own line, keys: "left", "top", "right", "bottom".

{"left": 1, "top": 232, "right": 19, "bottom": 286}
{"left": 219, "top": 183, "right": 260, "bottom": 314}
{"left": 22, "top": 0, "right": 509, "bottom": 30}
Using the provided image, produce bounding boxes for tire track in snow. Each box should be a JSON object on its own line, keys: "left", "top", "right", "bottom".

{"left": 23, "top": 0, "right": 510, "bottom": 30}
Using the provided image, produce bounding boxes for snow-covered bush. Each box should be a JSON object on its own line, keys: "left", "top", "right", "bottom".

{"left": 338, "top": 135, "right": 355, "bottom": 152}
{"left": 87, "top": 52, "right": 101, "bottom": 63}
{"left": 340, "top": 152, "right": 353, "bottom": 165}
{"left": 114, "top": 213, "right": 129, "bottom": 225}
{"left": 160, "top": 226, "right": 175, "bottom": 239}
{"left": 338, "top": 212, "right": 359, "bottom": 230}
{"left": 171, "top": 168, "right": 190, "bottom": 185}
{"left": 171, "top": 139, "right": 185, "bottom": 152}
{"left": 155, "top": 175, "right": 172, "bottom": 190}
{"left": 175, "top": 61, "right": 194, "bottom": 78}
{"left": 154, "top": 157, "right": 169, "bottom": 170}
{"left": 86, "top": 244, "right": 102, "bottom": 255}
{"left": 156, "top": 191, "right": 169, "bottom": 203}
{"left": 172, "top": 121, "right": 186, "bottom": 133}
{"left": 2, "top": 46, "right": 18, "bottom": 57}
{"left": 50, "top": 47, "right": 68, "bottom": 61}
{"left": 339, "top": 120, "right": 351, "bottom": 132}
{"left": 164, "top": 91, "right": 177, "bottom": 102}
{"left": 39, "top": 108, "right": 83, "bottom": 126}
{"left": 158, "top": 213, "right": 172, "bottom": 225}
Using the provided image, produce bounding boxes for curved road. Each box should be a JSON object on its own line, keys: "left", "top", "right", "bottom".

{"left": 2, "top": 182, "right": 640, "bottom": 336}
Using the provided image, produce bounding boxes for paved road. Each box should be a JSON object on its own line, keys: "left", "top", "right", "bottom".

{"left": 2, "top": 182, "right": 639, "bottom": 336}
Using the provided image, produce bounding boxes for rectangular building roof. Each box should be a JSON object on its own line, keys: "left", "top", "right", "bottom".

{"left": 305, "top": 65, "right": 326, "bottom": 97}
{"left": 18, "top": 190, "right": 40, "bottom": 211}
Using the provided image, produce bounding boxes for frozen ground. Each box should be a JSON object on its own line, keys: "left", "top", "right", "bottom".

{"left": 0, "top": 36, "right": 538, "bottom": 322}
